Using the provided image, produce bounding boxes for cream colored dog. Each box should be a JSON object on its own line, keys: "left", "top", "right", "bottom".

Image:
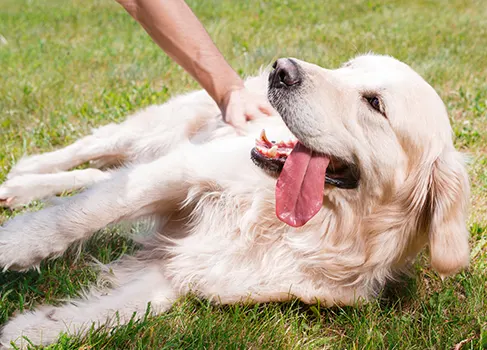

{"left": 0, "top": 53, "right": 470, "bottom": 348}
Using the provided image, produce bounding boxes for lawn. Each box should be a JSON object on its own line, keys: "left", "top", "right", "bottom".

{"left": 1, "top": 0, "right": 487, "bottom": 348}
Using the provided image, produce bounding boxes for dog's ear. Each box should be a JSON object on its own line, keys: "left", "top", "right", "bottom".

{"left": 363, "top": 146, "right": 470, "bottom": 281}
{"left": 426, "top": 149, "right": 470, "bottom": 277}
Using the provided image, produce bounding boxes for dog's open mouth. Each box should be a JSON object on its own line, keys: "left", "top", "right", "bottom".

{"left": 251, "top": 130, "right": 296, "bottom": 173}
{"left": 251, "top": 130, "right": 359, "bottom": 227}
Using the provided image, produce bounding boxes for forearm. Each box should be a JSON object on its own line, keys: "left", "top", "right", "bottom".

{"left": 116, "top": 0, "right": 243, "bottom": 107}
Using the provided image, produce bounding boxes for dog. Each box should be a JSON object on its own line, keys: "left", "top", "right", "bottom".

{"left": 0, "top": 53, "right": 470, "bottom": 348}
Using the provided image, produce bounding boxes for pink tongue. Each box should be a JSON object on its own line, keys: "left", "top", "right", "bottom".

{"left": 276, "top": 142, "right": 330, "bottom": 227}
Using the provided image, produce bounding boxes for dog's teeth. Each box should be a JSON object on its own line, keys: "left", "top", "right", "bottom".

{"left": 287, "top": 139, "right": 298, "bottom": 147}
{"left": 268, "top": 145, "right": 278, "bottom": 157}
{"left": 260, "top": 129, "right": 273, "bottom": 145}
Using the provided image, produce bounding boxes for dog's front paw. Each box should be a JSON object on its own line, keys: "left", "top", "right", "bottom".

{"left": 0, "top": 176, "right": 40, "bottom": 208}
{"left": 6, "top": 155, "right": 51, "bottom": 180}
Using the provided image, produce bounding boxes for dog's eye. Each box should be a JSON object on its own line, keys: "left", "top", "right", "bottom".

{"left": 366, "top": 96, "right": 381, "bottom": 113}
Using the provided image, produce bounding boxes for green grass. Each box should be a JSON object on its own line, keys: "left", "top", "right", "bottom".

{"left": 1, "top": 0, "right": 487, "bottom": 348}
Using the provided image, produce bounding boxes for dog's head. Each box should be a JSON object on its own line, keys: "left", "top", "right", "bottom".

{"left": 262, "top": 54, "right": 470, "bottom": 278}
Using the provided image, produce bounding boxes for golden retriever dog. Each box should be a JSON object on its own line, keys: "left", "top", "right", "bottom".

{"left": 0, "top": 53, "right": 470, "bottom": 348}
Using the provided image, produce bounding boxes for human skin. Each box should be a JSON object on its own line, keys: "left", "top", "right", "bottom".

{"left": 115, "top": 0, "right": 276, "bottom": 133}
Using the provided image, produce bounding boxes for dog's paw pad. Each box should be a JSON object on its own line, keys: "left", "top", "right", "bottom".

{"left": 0, "top": 181, "right": 31, "bottom": 208}
{"left": 0, "top": 187, "right": 16, "bottom": 207}
{"left": 0, "top": 197, "right": 17, "bottom": 207}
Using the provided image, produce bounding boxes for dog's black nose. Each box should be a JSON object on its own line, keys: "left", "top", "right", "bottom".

{"left": 270, "top": 58, "right": 301, "bottom": 88}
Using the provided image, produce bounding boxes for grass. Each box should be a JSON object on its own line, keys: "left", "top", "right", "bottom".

{"left": 1, "top": 0, "right": 487, "bottom": 348}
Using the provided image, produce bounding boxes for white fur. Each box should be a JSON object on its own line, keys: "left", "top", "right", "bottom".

{"left": 0, "top": 54, "right": 470, "bottom": 348}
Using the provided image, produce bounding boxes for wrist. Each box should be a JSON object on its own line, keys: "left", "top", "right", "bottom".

{"left": 215, "top": 80, "right": 244, "bottom": 110}
{"left": 190, "top": 55, "right": 244, "bottom": 110}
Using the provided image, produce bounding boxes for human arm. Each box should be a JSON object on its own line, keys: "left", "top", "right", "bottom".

{"left": 115, "top": 0, "right": 275, "bottom": 132}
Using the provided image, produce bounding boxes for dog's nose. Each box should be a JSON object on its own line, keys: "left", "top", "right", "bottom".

{"left": 270, "top": 58, "right": 301, "bottom": 88}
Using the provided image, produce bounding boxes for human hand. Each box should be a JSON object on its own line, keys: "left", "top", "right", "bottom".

{"left": 116, "top": 0, "right": 276, "bottom": 134}
{"left": 219, "top": 87, "right": 277, "bottom": 134}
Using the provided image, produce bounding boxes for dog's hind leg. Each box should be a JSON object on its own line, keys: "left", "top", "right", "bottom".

{"left": 0, "top": 263, "right": 177, "bottom": 349}
{"left": 0, "top": 151, "right": 192, "bottom": 271}
{"left": 0, "top": 169, "right": 113, "bottom": 208}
